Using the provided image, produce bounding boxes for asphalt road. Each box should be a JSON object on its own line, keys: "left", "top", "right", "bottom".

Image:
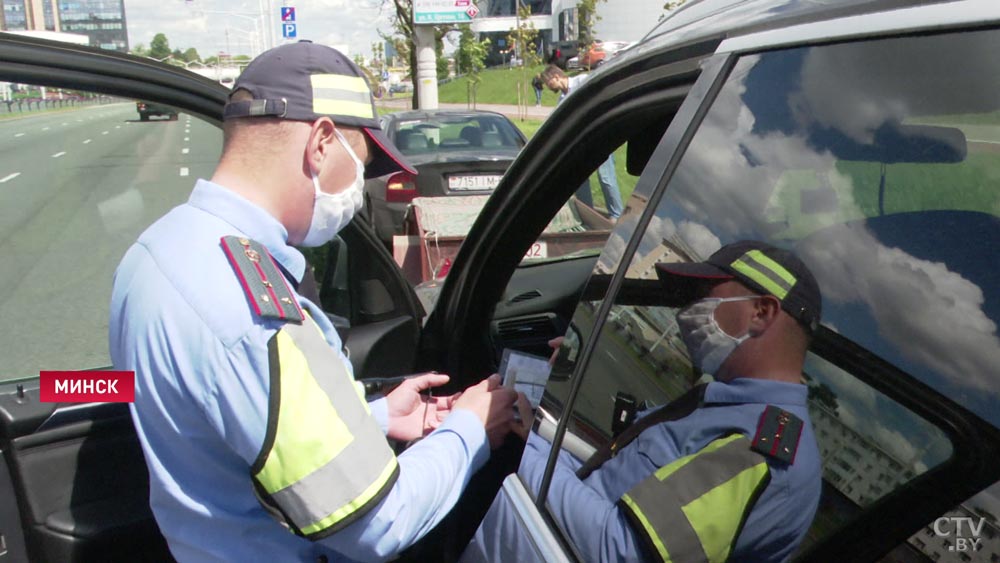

{"left": 0, "top": 103, "right": 221, "bottom": 380}
{"left": 546, "top": 306, "right": 688, "bottom": 440}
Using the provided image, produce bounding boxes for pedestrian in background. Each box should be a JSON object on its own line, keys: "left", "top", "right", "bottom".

{"left": 540, "top": 64, "right": 624, "bottom": 220}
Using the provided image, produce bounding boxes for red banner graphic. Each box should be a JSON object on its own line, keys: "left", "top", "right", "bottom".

{"left": 39, "top": 371, "right": 136, "bottom": 403}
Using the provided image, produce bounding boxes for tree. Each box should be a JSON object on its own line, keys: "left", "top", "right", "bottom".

{"left": 182, "top": 47, "right": 201, "bottom": 63}
{"left": 434, "top": 29, "right": 450, "bottom": 81}
{"left": 808, "top": 383, "right": 839, "bottom": 415}
{"left": 661, "top": 0, "right": 691, "bottom": 20}
{"left": 577, "top": 0, "right": 607, "bottom": 49}
{"left": 380, "top": 0, "right": 455, "bottom": 108}
{"left": 149, "top": 33, "right": 171, "bottom": 60}
{"left": 455, "top": 24, "right": 490, "bottom": 108}
{"left": 507, "top": 4, "right": 541, "bottom": 120}
{"left": 130, "top": 43, "right": 149, "bottom": 58}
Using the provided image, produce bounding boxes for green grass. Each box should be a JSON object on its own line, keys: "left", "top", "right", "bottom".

{"left": 511, "top": 118, "right": 639, "bottom": 212}
{"left": 439, "top": 65, "right": 561, "bottom": 107}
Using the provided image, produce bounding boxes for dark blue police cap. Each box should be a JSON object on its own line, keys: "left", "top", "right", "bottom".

{"left": 224, "top": 41, "right": 415, "bottom": 179}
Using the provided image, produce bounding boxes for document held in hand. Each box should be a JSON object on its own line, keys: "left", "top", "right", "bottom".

{"left": 499, "top": 349, "right": 552, "bottom": 409}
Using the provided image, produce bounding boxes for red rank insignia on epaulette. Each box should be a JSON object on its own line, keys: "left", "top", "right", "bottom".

{"left": 751, "top": 405, "right": 804, "bottom": 465}
{"left": 221, "top": 236, "right": 305, "bottom": 324}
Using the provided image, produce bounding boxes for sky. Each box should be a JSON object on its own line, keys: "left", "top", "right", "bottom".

{"left": 124, "top": 0, "right": 395, "bottom": 60}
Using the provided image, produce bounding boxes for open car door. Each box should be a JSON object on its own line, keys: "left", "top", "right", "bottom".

{"left": 0, "top": 33, "right": 425, "bottom": 562}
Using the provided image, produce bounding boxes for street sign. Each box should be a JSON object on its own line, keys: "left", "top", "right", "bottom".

{"left": 281, "top": 7, "right": 296, "bottom": 21}
{"left": 282, "top": 23, "right": 297, "bottom": 38}
{"left": 413, "top": 0, "right": 479, "bottom": 24}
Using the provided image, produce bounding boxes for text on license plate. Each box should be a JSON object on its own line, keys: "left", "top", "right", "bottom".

{"left": 448, "top": 174, "right": 503, "bottom": 190}
{"left": 524, "top": 241, "right": 548, "bottom": 260}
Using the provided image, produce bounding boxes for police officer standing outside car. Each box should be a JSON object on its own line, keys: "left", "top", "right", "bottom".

{"left": 464, "top": 240, "right": 823, "bottom": 562}
{"left": 109, "top": 41, "right": 518, "bottom": 562}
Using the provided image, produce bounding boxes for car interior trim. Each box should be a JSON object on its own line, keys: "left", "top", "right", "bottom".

{"left": 718, "top": 0, "right": 1000, "bottom": 56}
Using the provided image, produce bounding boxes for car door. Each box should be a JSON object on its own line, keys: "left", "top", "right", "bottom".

{"left": 429, "top": 5, "right": 1000, "bottom": 563}
{"left": 0, "top": 33, "right": 424, "bottom": 563}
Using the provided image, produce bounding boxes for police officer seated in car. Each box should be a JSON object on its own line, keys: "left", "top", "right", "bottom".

{"left": 462, "top": 240, "right": 824, "bottom": 563}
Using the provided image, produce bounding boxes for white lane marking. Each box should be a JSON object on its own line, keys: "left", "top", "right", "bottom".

{"left": 184, "top": 137, "right": 190, "bottom": 142}
{"left": 969, "top": 138, "right": 1000, "bottom": 145}
{"left": 76, "top": 119, "right": 83, "bottom": 122}
{"left": 42, "top": 127, "right": 49, "bottom": 131}
{"left": 14, "top": 133, "right": 24, "bottom": 138}
{"left": 115, "top": 125, "right": 121, "bottom": 129}
{"left": 102, "top": 131, "right": 109, "bottom": 135}
{"left": 83, "top": 139, "right": 92, "bottom": 144}
{"left": 179, "top": 167, "right": 189, "bottom": 177}
{"left": 0, "top": 173, "right": 20, "bottom": 183}
{"left": 182, "top": 148, "right": 190, "bottom": 154}
{"left": 52, "top": 151, "right": 67, "bottom": 158}
{"left": 62, "top": 122, "right": 68, "bottom": 126}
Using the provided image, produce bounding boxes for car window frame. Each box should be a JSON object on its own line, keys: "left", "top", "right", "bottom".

{"left": 0, "top": 34, "right": 427, "bottom": 383}
{"left": 534, "top": 25, "right": 1000, "bottom": 563}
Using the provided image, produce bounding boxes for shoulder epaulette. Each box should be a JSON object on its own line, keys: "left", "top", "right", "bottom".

{"left": 220, "top": 236, "right": 304, "bottom": 324}
{"left": 750, "top": 405, "right": 803, "bottom": 465}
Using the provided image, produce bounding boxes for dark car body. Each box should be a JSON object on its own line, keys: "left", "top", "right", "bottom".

{"left": 364, "top": 109, "right": 527, "bottom": 245}
{"left": 135, "top": 100, "right": 177, "bottom": 121}
{"left": 3, "top": 1, "right": 1000, "bottom": 562}
{"left": 546, "top": 40, "right": 581, "bottom": 70}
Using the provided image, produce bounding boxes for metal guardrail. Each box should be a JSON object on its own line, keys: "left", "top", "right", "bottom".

{"left": 0, "top": 96, "right": 115, "bottom": 116}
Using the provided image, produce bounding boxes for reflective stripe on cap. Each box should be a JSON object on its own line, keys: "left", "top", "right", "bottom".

{"left": 311, "top": 74, "right": 375, "bottom": 119}
{"left": 730, "top": 249, "right": 796, "bottom": 300}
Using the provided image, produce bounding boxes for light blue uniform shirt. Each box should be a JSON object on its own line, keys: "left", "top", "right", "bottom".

{"left": 464, "top": 378, "right": 820, "bottom": 562}
{"left": 109, "top": 179, "right": 489, "bottom": 563}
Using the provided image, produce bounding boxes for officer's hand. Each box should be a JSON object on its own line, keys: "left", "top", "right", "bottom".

{"left": 512, "top": 393, "right": 534, "bottom": 441}
{"left": 453, "top": 374, "right": 518, "bottom": 449}
{"left": 386, "top": 372, "right": 451, "bottom": 442}
{"left": 547, "top": 336, "right": 565, "bottom": 366}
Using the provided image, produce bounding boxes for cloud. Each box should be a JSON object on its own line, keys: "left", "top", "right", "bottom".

{"left": 676, "top": 220, "right": 720, "bottom": 259}
{"left": 800, "top": 231, "right": 1000, "bottom": 394}
{"left": 647, "top": 52, "right": 1000, "bottom": 400}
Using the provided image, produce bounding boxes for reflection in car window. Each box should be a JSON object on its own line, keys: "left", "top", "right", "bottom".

{"left": 544, "top": 28, "right": 998, "bottom": 561}
{"left": 903, "top": 482, "right": 1000, "bottom": 561}
{"left": 0, "top": 86, "right": 220, "bottom": 382}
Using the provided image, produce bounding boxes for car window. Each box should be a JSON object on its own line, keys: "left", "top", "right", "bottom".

{"left": 540, "top": 27, "right": 999, "bottom": 560}
{"left": 391, "top": 114, "right": 524, "bottom": 154}
{"left": 0, "top": 84, "right": 220, "bottom": 383}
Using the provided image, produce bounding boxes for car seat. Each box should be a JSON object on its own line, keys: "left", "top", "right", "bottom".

{"left": 460, "top": 126, "right": 483, "bottom": 147}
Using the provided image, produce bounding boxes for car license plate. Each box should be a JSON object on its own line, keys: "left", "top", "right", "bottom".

{"left": 448, "top": 175, "right": 502, "bottom": 191}
{"left": 524, "top": 241, "right": 548, "bottom": 260}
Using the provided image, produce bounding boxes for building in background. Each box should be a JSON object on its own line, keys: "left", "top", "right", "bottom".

{"left": 0, "top": 0, "right": 128, "bottom": 52}
{"left": 471, "top": 0, "right": 667, "bottom": 66}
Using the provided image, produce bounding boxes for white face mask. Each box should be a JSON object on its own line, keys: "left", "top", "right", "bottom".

{"left": 300, "top": 129, "right": 366, "bottom": 248}
{"left": 676, "top": 296, "right": 758, "bottom": 376}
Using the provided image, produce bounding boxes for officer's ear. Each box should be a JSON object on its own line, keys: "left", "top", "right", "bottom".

{"left": 749, "top": 295, "right": 782, "bottom": 336}
{"left": 305, "top": 117, "right": 337, "bottom": 174}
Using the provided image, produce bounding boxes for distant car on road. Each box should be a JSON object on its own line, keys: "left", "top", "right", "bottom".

{"left": 364, "top": 109, "right": 527, "bottom": 246}
{"left": 135, "top": 101, "right": 177, "bottom": 121}
{"left": 577, "top": 40, "right": 633, "bottom": 69}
